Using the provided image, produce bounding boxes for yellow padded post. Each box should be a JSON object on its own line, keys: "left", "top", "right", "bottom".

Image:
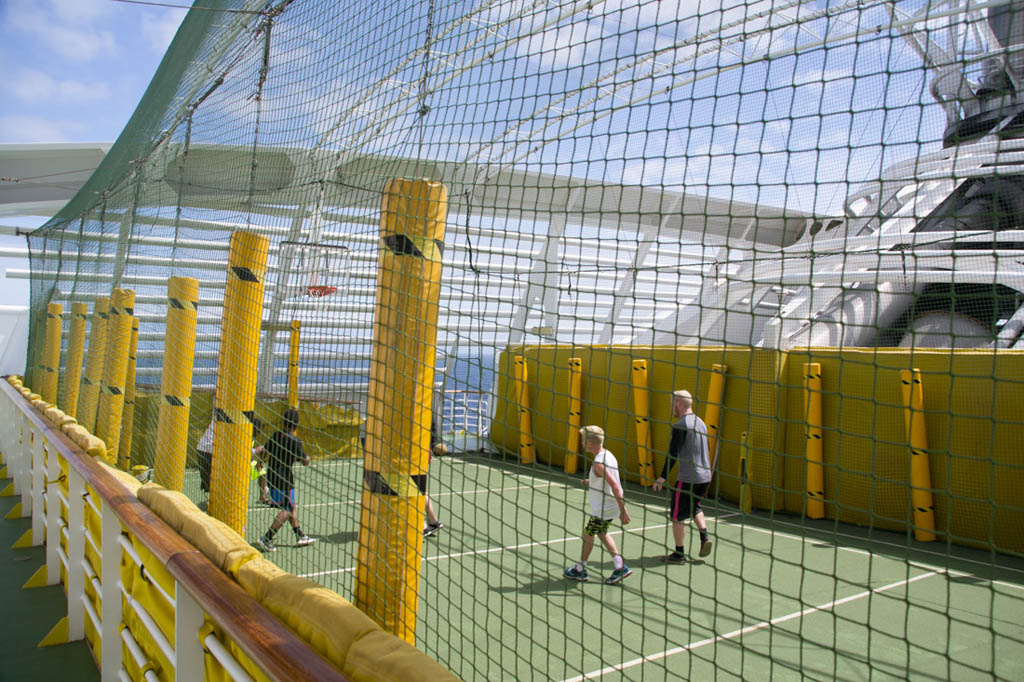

{"left": 512, "top": 355, "right": 536, "bottom": 465}
{"left": 288, "top": 320, "right": 300, "bottom": 408}
{"left": 803, "top": 363, "right": 825, "bottom": 519}
{"left": 38, "top": 303, "right": 62, "bottom": 404}
{"left": 119, "top": 318, "right": 141, "bottom": 471}
{"left": 63, "top": 302, "right": 89, "bottom": 418}
{"left": 900, "top": 368, "right": 936, "bottom": 542}
{"left": 564, "top": 357, "right": 583, "bottom": 474}
{"left": 210, "top": 232, "right": 269, "bottom": 535}
{"left": 630, "top": 359, "right": 655, "bottom": 485}
{"left": 96, "top": 288, "right": 135, "bottom": 467}
{"left": 154, "top": 277, "right": 199, "bottom": 490}
{"left": 357, "top": 177, "right": 446, "bottom": 644}
{"left": 738, "top": 431, "right": 752, "bottom": 514}
{"left": 704, "top": 363, "right": 727, "bottom": 473}
{"left": 78, "top": 297, "right": 110, "bottom": 433}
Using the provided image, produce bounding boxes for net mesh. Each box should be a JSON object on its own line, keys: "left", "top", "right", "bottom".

{"left": 23, "top": 0, "right": 1024, "bottom": 679}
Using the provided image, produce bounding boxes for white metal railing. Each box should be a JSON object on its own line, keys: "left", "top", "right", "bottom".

{"left": 0, "top": 379, "right": 346, "bottom": 682}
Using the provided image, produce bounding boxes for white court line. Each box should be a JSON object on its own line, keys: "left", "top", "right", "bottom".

{"left": 716, "top": 514, "right": 1024, "bottom": 587}
{"left": 562, "top": 570, "right": 941, "bottom": 682}
{"left": 245, "top": 480, "right": 562, "bottom": 512}
{"left": 298, "top": 522, "right": 675, "bottom": 579}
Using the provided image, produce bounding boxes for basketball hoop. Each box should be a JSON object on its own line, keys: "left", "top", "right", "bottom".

{"left": 305, "top": 285, "right": 338, "bottom": 298}
{"left": 277, "top": 240, "right": 350, "bottom": 300}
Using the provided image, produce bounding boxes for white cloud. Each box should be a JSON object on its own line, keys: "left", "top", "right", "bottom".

{"left": 7, "top": 68, "right": 110, "bottom": 104}
{"left": 0, "top": 115, "right": 87, "bottom": 144}
{"left": 6, "top": 3, "right": 116, "bottom": 61}
{"left": 141, "top": 10, "right": 187, "bottom": 54}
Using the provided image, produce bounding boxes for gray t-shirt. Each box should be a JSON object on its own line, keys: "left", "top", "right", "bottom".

{"left": 662, "top": 413, "right": 712, "bottom": 484}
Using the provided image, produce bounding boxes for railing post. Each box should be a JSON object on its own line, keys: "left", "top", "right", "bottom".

{"left": 100, "top": 496, "right": 123, "bottom": 681}
{"left": 30, "top": 421, "right": 46, "bottom": 543}
{"left": 17, "top": 413, "right": 33, "bottom": 514}
{"left": 45, "top": 443, "right": 61, "bottom": 584}
{"left": 175, "top": 582, "right": 206, "bottom": 681}
{"left": 66, "top": 468, "right": 86, "bottom": 640}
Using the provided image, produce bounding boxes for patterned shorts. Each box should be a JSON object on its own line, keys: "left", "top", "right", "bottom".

{"left": 584, "top": 516, "right": 613, "bottom": 536}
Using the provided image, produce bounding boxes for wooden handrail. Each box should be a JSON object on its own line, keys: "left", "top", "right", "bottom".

{"left": 0, "top": 380, "right": 349, "bottom": 682}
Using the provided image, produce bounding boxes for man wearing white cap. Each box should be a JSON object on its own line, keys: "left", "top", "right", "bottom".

{"left": 564, "top": 425, "right": 632, "bottom": 584}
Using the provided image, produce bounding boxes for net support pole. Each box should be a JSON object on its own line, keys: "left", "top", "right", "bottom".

{"left": 27, "top": 308, "right": 44, "bottom": 389}
{"left": 38, "top": 303, "right": 62, "bottom": 405}
{"left": 287, "top": 320, "right": 300, "bottom": 408}
{"left": 62, "top": 303, "right": 89, "bottom": 418}
{"left": 630, "top": 359, "right": 656, "bottom": 485}
{"left": 210, "top": 233, "right": 268, "bottom": 535}
{"left": 512, "top": 355, "right": 536, "bottom": 464}
{"left": 154, "top": 277, "right": 200, "bottom": 490}
{"left": 96, "top": 288, "right": 135, "bottom": 467}
{"left": 899, "top": 369, "right": 936, "bottom": 542}
{"left": 803, "top": 363, "right": 825, "bottom": 519}
{"left": 119, "top": 318, "right": 140, "bottom": 471}
{"left": 356, "top": 178, "right": 447, "bottom": 644}
{"left": 704, "top": 363, "right": 728, "bottom": 473}
{"left": 738, "top": 431, "right": 752, "bottom": 513}
{"left": 564, "top": 357, "right": 583, "bottom": 474}
{"left": 78, "top": 297, "right": 110, "bottom": 433}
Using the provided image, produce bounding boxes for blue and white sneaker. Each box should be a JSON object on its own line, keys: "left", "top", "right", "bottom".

{"left": 604, "top": 566, "right": 633, "bottom": 584}
{"left": 564, "top": 565, "right": 589, "bottom": 581}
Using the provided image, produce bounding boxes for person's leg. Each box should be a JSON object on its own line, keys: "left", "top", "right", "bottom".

{"left": 664, "top": 481, "right": 689, "bottom": 562}
{"left": 566, "top": 519, "right": 597, "bottom": 579}
{"left": 692, "top": 492, "right": 712, "bottom": 557}
{"left": 425, "top": 495, "right": 438, "bottom": 526}
{"left": 580, "top": 533, "right": 596, "bottom": 562}
{"left": 599, "top": 525, "right": 631, "bottom": 583}
{"left": 198, "top": 450, "right": 212, "bottom": 492}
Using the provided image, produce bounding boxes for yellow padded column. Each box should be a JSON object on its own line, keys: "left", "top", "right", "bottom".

{"left": 119, "top": 318, "right": 140, "bottom": 470}
{"left": 803, "top": 363, "right": 825, "bottom": 519}
{"left": 96, "top": 288, "right": 135, "bottom": 466}
{"left": 564, "top": 357, "right": 583, "bottom": 474}
{"left": 78, "top": 297, "right": 110, "bottom": 433}
{"left": 62, "top": 302, "right": 89, "bottom": 418}
{"left": 356, "top": 178, "right": 446, "bottom": 645}
{"left": 154, "top": 277, "right": 199, "bottom": 490}
{"left": 900, "top": 368, "right": 936, "bottom": 542}
{"left": 704, "top": 363, "right": 727, "bottom": 473}
{"left": 210, "top": 233, "right": 269, "bottom": 535}
{"left": 630, "top": 359, "right": 655, "bottom": 485}
{"left": 288, "top": 320, "right": 300, "bottom": 408}
{"left": 38, "top": 303, "right": 63, "bottom": 404}
{"left": 512, "top": 355, "right": 536, "bottom": 464}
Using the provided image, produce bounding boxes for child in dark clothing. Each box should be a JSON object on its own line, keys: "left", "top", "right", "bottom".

{"left": 253, "top": 408, "right": 315, "bottom": 551}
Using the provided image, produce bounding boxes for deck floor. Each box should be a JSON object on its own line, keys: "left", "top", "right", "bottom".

{"left": 0, "top": 462, "right": 99, "bottom": 682}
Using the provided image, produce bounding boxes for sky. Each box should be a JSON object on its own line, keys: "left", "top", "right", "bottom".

{"left": 0, "top": 0, "right": 187, "bottom": 306}
{"left": 0, "top": 0, "right": 187, "bottom": 145}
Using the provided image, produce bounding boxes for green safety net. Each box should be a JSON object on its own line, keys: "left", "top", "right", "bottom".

{"left": 23, "top": 0, "right": 1024, "bottom": 679}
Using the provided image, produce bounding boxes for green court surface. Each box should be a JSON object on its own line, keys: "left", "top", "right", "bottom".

{"left": 185, "top": 453, "right": 1024, "bottom": 681}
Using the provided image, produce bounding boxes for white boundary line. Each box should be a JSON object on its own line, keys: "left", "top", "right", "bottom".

{"left": 562, "top": 570, "right": 941, "bottom": 682}
{"left": 298, "top": 522, "right": 675, "bottom": 579}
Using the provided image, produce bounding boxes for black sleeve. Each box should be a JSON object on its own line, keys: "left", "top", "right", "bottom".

{"left": 660, "top": 426, "right": 686, "bottom": 480}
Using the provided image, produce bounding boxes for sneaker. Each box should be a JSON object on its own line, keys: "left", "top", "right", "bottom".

{"left": 296, "top": 535, "right": 316, "bottom": 547}
{"left": 699, "top": 538, "right": 713, "bottom": 557}
{"left": 423, "top": 522, "right": 444, "bottom": 537}
{"left": 662, "top": 552, "right": 686, "bottom": 565}
{"left": 254, "top": 537, "right": 275, "bottom": 553}
{"left": 604, "top": 566, "right": 633, "bottom": 584}
{"left": 564, "top": 565, "right": 589, "bottom": 581}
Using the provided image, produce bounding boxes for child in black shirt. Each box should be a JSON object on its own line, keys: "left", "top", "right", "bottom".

{"left": 253, "top": 408, "right": 315, "bottom": 551}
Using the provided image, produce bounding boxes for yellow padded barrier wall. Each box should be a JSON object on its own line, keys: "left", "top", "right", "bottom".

{"left": 491, "top": 346, "right": 779, "bottom": 505}
{"left": 491, "top": 345, "right": 1024, "bottom": 554}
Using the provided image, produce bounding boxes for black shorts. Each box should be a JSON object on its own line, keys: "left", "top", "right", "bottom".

{"left": 670, "top": 481, "right": 706, "bottom": 522}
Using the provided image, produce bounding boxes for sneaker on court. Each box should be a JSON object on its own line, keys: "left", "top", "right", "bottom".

{"left": 254, "top": 537, "right": 275, "bottom": 553}
{"left": 423, "top": 522, "right": 444, "bottom": 537}
{"left": 699, "top": 539, "right": 713, "bottom": 557}
{"left": 564, "top": 565, "right": 589, "bottom": 581}
{"left": 604, "top": 566, "right": 632, "bottom": 584}
{"left": 662, "top": 552, "right": 686, "bottom": 565}
{"left": 296, "top": 535, "right": 316, "bottom": 547}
